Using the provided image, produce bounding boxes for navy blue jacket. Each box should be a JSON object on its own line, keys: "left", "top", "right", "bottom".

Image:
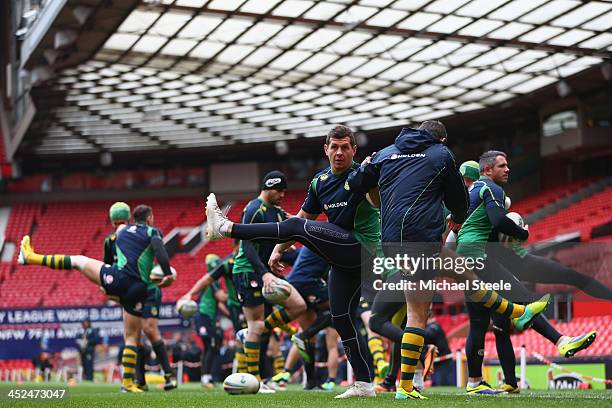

{"left": 348, "top": 127, "right": 468, "bottom": 243}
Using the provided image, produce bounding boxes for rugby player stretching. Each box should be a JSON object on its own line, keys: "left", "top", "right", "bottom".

{"left": 19, "top": 205, "right": 175, "bottom": 393}
{"left": 206, "top": 124, "right": 547, "bottom": 399}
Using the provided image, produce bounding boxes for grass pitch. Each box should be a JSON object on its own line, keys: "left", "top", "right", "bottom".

{"left": 0, "top": 383, "right": 610, "bottom": 407}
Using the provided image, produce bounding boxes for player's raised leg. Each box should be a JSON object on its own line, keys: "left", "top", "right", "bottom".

{"left": 19, "top": 235, "right": 104, "bottom": 285}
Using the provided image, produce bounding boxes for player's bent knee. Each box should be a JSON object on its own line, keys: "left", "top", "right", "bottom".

{"left": 368, "top": 313, "right": 384, "bottom": 335}
{"left": 247, "top": 320, "right": 265, "bottom": 336}
{"left": 284, "top": 288, "right": 307, "bottom": 315}
{"left": 281, "top": 216, "right": 305, "bottom": 233}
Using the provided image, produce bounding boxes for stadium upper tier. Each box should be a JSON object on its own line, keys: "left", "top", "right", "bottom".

{"left": 1, "top": 184, "right": 611, "bottom": 308}
{"left": 17, "top": 0, "right": 612, "bottom": 157}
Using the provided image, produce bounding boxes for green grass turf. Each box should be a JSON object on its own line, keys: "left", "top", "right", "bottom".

{"left": 0, "top": 383, "right": 610, "bottom": 407}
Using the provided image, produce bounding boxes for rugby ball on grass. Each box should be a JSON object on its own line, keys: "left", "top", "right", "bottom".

{"left": 498, "top": 212, "right": 526, "bottom": 244}
{"left": 223, "top": 372, "right": 260, "bottom": 395}
{"left": 262, "top": 279, "right": 291, "bottom": 303}
{"left": 150, "top": 265, "right": 177, "bottom": 283}
{"left": 176, "top": 298, "right": 198, "bottom": 319}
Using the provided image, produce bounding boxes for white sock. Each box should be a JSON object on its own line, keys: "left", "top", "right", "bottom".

{"left": 413, "top": 369, "right": 424, "bottom": 388}
{"left": 355, "top": 381, "right": 372, "bottom": 390}
{"left": 219, "top": 221, "right": 232, "bottom": 236}
{"left": 467, "top": 379, "right": 482, "bottom": 388}
{"left": 201, "top": 374, "right": 211, "bottom": 384}
{"left": 70, "top": 255, "right": 88, "bottom": 271}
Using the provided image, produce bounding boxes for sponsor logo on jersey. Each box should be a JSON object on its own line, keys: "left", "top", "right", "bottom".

{"left": 265, "top": 178, "right": 282, "bottom": 187}
{"left": 390, "top": 153, "right": 426, "bottom": 159}
{"left": 323, "top": 201, "right": 348, "bottom": 210}
{"left": 127, "top": 225, "right": 138, "bottom": 233}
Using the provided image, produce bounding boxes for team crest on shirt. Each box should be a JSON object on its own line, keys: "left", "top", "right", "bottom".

{"left": 344, "top": 181, "right": 350, "bottom": 190}
{"left": 320, "top": 174, "right": 328, "bottom": 181}
{"left": 104, "top": 274, "right": 114, "bottom": 285}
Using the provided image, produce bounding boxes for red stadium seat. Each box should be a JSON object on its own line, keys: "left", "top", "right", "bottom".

{"left": 527, "top": 187, "right": 612, "bottom": 242}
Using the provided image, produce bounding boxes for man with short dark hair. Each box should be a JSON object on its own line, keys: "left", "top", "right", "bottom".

{"left": 347, "top": 124, "right": 549, "bottom": 399}
{"left": 325, "top": 124, "right": 356, "bottom": 145}
{"left": 224, "top": 170, "right": 307, "bottom": 394}
{"left": 129, "top": 205, "right": 178, "bottom": 391}
{"left": 456, "top": 152, "right": 598, "bottom": 393}
{"left": 206, "top": 125, "right": 380, "bottom": 398}
{"left": 457, "top": 150, "right": 545, "bottom": 394}
{"left": 18, "top": 204, "right": 176, "bottom": 393}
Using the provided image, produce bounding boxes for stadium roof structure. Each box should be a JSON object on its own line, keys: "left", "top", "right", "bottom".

{"left": 22, "top": 0, "right": 612, "bottom": 156}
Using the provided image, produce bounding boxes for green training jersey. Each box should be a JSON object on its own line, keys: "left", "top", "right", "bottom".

{"left": 233, "top": 198, "right": 287, "bottom": 275}
{"left": 302, "top": 162, "right": 381, "bottom": 248}
{"left": 457, "top": 177, "right": 506, "bottom": 259}
{"left": 208, "top": 255, "right": 240, "bottom": 307}
{"left": 198, "top": 282, "right": 219, "bottom": 319}
{"left": 115, "top": 223, "right": 161, "bottom": 288}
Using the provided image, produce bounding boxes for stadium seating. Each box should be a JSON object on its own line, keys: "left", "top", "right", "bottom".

{"left": 0, "top": 198, "right": 206, "bottom": 307}
{"left": 511, "top": 179, "right": 594, "bottom": 216}
{"left": 528, "top": 187, "right": 612, "bottom": 242}
{"left": 527, "top": 244, "right": 612, "bottom": 305}
{"left": 0, "top": 192, "right": 307, "bottom": 307}
{"left": 0, "top": 359, "right": 34, "bottom": 371}
{"left": 0, "top": 188, "right": 609, "bottom": 332}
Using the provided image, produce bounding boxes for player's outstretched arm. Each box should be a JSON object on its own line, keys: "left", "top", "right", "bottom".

{"left": 483, "top": 187, "right": 528, "bottom": 241}
{"left": 181, "top": 273, "right": 214, "bottom": 301}
{"left": 151, "top": 235, "right": 175, "bottom": 287}
{"left": 346, "top": 155, "right": 380, "bottom": 194}
{"left": 442, "top": 151, "right": 469, "bottom": 224}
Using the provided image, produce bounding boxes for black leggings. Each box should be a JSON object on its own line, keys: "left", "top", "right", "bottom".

{"left": 231, "top": 217, "right": 363, "bottom": 269}
{"left": 231, "top": 217, "right": 372, "bottom": 382}
{"left": 501, "top": 252, "right": 612, "bottom": 301}
{"left": 384, "top": 314, "right": 406, "bottom": 385}
{"left": 466, "top": 259, "right": 564, "bottom": 379}
{"left": 200, "top": 336, "right": 218, "bottom": 377}
{"left": 369, "top": 273, "right": 405, "bottom": 344}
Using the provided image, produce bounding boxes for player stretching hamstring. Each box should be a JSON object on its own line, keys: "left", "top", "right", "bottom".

{"left": 206, "top": 124, "right": 549, "bottom": 399}
{"left": 104, "top": 203, "right": 177, "bottom": 391}
{"left": 18, "top": 204, "right": 175, "bottom": 393}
